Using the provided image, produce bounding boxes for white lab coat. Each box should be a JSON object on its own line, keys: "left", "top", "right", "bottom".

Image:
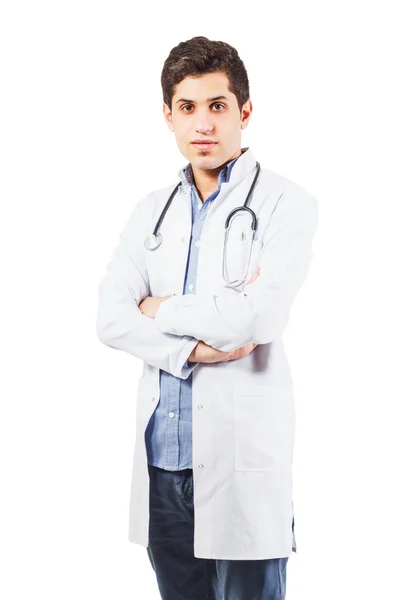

{"left": 96, "top": 147, "right": 319, "bottom": 560}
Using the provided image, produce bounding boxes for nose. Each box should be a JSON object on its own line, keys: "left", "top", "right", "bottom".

{"left": 196, "top": 123, "right": 214, "bottom": 135}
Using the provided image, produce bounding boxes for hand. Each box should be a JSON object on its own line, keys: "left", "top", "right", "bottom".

{"left": 246, "top": 265, "right": 260, "bottom": 285}
{"left": 139, "top": 266, "right": 260, "bottom": 320}
{"left": 188, "top": 340, "right": 258, "bottom": 363}
{"left": 139, "top": 295, "right": 173, "bottom": 319}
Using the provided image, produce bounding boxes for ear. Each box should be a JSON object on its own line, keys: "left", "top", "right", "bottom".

{"left": 163, "top": 103, "right": 175, "bottom": 132}
{"left": 240, "top": 98, "right": 253, "bottom": 131}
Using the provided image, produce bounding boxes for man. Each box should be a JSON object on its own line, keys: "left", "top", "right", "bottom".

{"left": 97, "top": 36, "right": 318, "bottom": 600}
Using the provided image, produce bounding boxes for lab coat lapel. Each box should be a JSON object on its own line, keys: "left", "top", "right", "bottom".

{"left": 145, "top": 183, "right": 193, "bottom": 297}
{"left": 146, "top": 147, "right": 260, "bottom": 297}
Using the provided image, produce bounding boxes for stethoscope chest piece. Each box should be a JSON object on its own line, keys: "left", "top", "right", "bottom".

{"left": 144, "top": 232, "right": 163, "bottom": 250}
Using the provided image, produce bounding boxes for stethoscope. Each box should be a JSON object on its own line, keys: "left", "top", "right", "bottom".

{"left": 144, "top": 161, "right": 261, "bottom": 288}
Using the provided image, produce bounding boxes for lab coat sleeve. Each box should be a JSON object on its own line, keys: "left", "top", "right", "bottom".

{"left": 96, "top": 193, "right": 200, "bottom": 379}
{"left": 153, "top": 187, "right": 319, "bottom": 352}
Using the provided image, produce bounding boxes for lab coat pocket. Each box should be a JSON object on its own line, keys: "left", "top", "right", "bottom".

{"left": 233, "top": 385, "right": 295, "bottom": 472}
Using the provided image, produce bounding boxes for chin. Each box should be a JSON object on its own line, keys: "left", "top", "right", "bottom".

{"left": 194, "top": 157, "right": 222, "bottom": 170}
{"left": 192, "top": 147, "right": 222, "bottom": 160}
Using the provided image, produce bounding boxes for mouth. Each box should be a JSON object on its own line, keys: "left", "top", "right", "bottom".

{"left": 191, "top": 141, "right": 217, "bottom": 151}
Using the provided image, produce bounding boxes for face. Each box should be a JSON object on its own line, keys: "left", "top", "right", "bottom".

{"left": 163, "top": 72, "right": 252, "bottom": 174}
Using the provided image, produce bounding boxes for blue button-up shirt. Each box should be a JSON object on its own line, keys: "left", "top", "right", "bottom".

{"left": 145, "top": 153, "right": 242, "bottom": 470}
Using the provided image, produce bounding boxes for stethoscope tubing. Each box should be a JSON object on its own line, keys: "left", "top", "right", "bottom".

{"left": 144, "top": 161, "right": 261, "bottom": 286}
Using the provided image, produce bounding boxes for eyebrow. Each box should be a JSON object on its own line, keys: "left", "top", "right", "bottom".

{"left": 175, "top": 95, "right": 230, "bottom": 105}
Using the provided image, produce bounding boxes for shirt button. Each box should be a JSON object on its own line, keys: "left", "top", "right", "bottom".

{"left": 168, "top": 412, "right": 175, "bottom": 418}
{"left": 197, "top": 202, "right": 202, "bottom": 209}
{"left": 195, "top": 240, "right": 200, "bottom": 248}
{"left": 188, "top": 284, "right": 194, "bottom": 291}
{"left": 197, "top": 405, "right": 203, "bottom": 410}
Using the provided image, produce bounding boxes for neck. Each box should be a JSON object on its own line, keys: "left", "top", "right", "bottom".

{"left": 191, "top": 147, "right": 243, "bottom": 202}
{"left": 193, "top": 171, "right": 219, "bottom": 202}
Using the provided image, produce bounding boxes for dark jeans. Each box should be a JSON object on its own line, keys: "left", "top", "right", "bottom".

{"left": 146, "top": 464, "right": 289, "bottom": 600}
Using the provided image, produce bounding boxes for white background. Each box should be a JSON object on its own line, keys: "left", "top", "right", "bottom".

{"left": 1, "top": 1, "right": 399, "bottom": 598}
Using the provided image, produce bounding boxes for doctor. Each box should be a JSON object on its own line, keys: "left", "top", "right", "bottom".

{"left": 97, "top": 35, "right": 318, "bottom": 600}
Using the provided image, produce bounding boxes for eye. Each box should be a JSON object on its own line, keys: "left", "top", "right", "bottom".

{"left": 181, "top": 103, "right": 226, "bottom": 112}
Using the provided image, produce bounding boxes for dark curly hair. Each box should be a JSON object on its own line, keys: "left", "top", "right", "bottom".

{"left": 161, "top": 36, "right": 250, "bottom": 112}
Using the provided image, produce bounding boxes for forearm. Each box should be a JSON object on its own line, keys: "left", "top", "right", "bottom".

{"left": 97, "top": 285, "right": 200, "bottom": 378}
{"left": 96, "top": 196, "right": 200, "bottom": 379}
{"left": 154, "top": 191, "right": 319, "bottom": 351}
{"left": 154, "top": 291, "right": 259, "bottom": 352}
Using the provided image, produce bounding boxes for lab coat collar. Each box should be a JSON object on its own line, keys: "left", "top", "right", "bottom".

{"left": 177, "top": 146, "right": 257, "bottom": 193}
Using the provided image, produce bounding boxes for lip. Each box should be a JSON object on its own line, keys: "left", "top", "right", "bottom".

{"left": 191, "top": 141, "right": 217, "bottom": 150}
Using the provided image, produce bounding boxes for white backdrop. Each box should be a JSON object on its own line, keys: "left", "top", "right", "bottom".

{"left": 1, "top": 1, "right": 399, "bottom": 598}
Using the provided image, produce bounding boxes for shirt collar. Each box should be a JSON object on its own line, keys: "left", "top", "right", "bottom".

{"left": 177, "top": 147, "right": 256, "bottom": 192}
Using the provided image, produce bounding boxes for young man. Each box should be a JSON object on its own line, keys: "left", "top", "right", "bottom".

{"left": 97, "top": 36, "right": 318, "bottom": 600}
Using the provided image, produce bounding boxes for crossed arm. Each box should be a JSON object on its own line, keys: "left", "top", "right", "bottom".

{"left": 138, "top": 266, "right": 261, "bottom": 361}
{"left": 96, "top": 192, "right": 200, "bottom": 380}
{"left": 151, "top": 188, "right": 319, "bottom": 352}
{"left": 97, "top": 187, "right": 318, "bottom": 371}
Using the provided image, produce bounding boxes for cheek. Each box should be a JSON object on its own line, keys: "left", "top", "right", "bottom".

{"left": 172, "top": 115, "right": 189, "bottom": 129}
{"left": 183, "top": 121, "right": 195, "bottom": 135}
{"left": 222, "top": 121, "right": 239, "bottom": 139}
{"left": 173, "top": 123, "right": 191, "bottom": 141}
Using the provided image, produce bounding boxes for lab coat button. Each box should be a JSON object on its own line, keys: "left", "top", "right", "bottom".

{"left": 198, "top": 464, "right": 204, "bottom": 469}
{"left": 197, "top": 405, "right": 203, "bottom": 410}
{"left": 168, "top": 411, "right": 175, "bottom": 418}
{"left": 180, "top": 237, "right": 185, "bottom": 243}
{"left": 151, "top": 397, "right": 156, "bottom": 402}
